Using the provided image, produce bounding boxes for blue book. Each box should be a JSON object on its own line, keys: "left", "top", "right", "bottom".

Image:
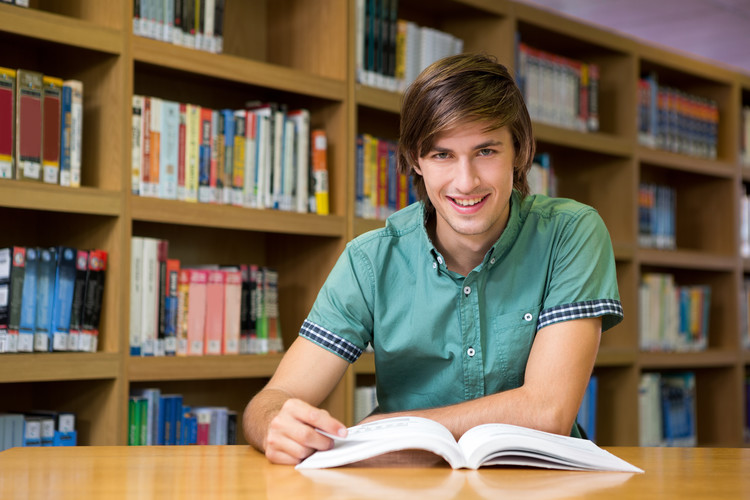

{"left": 159, "top": 100, "right": 180, "bottom": 200}
{"left": 59, "top": 84, "right": 73, "bottom": 187}
{"left": 50, "top": 246, "right": 77, "bottom": 351}
{"left": 661, "top": 372, "right": 697, "bottom": 446}
{"left": 139, "top": 388, "right": 161, "bottom": 446}
{"left": 52, "top": 430, "right": 77, "bottom": 447}
{"left": 34, "top": 247, "right": 57, "bottom": 352}
{"left": 17, "top": 247, "right": 39, "bottom": 352}
{"left": 197, "top": 108, "right": 213, "bottom": 203}
{"left": 221, "top": 108, "right": 235, "bottom": 204}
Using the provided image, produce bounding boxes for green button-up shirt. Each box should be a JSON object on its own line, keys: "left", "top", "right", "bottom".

{"left": 301, "top": 191, "right": 622, "bottom": 414}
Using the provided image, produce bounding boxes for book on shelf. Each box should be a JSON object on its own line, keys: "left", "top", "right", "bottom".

{"left": 15, "top": 69, "right": 43, "bottom": 182}
{"left": 295, "top": 416, "right": 642, "bottom": 472}
{"left": 515, "top": 40, "right": 599, "bottom": 133}
{"left": 527, "top": 153, "right": 557, "bottom": 198}
{"left": 17, "top": 247, "right": 38, "bottom": 352}
{"left": 0, "top": 67, "right": 14, "bottom": 179}
{"left": 638, "top": 372, "right": 697, "bottom": 447}
{"left": 638, "top": 72, "right": 718, "bottom": 159}
{"left": 0, "top": 410, "right": 76, "bottom": 451}
{"left": 159, "top": 99, "right": 180, "bottom": 200}
{"left": 0, "top": 247, "right": 24, "bottom": 353}
{"left": 638, "top": 183, "right": 676, "bottom": 250}
{"left": 33, "top": 247, "right": 57, "bottom": 352}
{"left": 204, "top": 269, "right": 225, "bottom": 355}
{"left": 186, "top": 268, "right": 207, "bottom": 356}
{"left": 156, "top": 238, "right": 169, "bottom": 355}
{"left": 133, "top": 0, "right": 225, "bottom": 54}
{"left": 311, "top": 129, "right": 329, "bottom": 215}
{"left": 355, "top": 134, "right": 411, "bottom": 220}
{"left": 79, "top": 249, "right": 107, "bottom": 353}
{"left": 67, "top": 249, "right": 89, "bottom": 351}
{"left": 222, "top": 269, "right": 241, "bottom": 355}
{"left": 49, "top": 246, "right": 77, "bottom": 351}
{"left": 41, "top": 76, "right": 62, "bottom": 185}
{"left": 60, "top": 80, "right": 83, "bottom": 188}
{"left": 639, "top": 272, "right": 710, "bottom": 352}
{"left": 576, "top": 375, "right": 598, "bottom": 442}
{"left": 353, "top": 385, "right": 378, "bottom": 424}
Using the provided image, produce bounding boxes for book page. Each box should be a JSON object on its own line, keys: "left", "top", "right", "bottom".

{"left": 296, "top": 416, "right": 465, "bottom": 469}
{"left": 457, "top": 424, "right": 643, "bottom": 472}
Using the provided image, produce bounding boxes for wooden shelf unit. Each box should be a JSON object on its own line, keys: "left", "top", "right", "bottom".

{"left": 1, "top": 0, "right": 748, "bottom": 448}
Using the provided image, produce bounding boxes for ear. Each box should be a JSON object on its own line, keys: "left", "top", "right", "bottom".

{"left": 412, "top": 162, "right": 423, "bottom": 176}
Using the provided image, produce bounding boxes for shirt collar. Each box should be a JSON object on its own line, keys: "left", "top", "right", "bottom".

{"left": 419, "top": 190, "right": 524, "bottom": 272}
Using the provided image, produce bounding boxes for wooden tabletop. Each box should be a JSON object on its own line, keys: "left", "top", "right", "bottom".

{"left": 0, "top": 445, "right": 748, "bottom": 499}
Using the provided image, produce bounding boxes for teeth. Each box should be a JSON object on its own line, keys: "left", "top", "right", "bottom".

{"left": 454, "top": 196, "right": 484, "bottom": 207}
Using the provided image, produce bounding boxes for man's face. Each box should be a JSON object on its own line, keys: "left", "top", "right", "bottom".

{"left": 415, "top": 121, "right": 515, "bottom": 251}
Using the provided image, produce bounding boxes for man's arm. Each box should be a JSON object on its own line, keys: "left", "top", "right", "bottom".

{"left": 243, "top": 336, "right": 350, "bottom": 464}
{"left": 361, "top": 317, "right": 602, "bottom": 439}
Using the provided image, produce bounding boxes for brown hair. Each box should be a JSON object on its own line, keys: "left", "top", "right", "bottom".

{"left": 398, "top": 53, "right": 535, "bottom": 211}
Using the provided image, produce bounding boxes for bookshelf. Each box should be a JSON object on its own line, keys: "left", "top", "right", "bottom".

{"left": 0, "top": 0, "right": 748, "bottom": 448}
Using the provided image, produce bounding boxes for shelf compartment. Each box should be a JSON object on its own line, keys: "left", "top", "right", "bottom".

{"left": 128, "top": 353, "right": 283, "bottom": 381}
{"left": 639, "top": 248, "right": 736, "bottom": 271}
{"left": 534, "top": 123, "right": 633, "bottom": 157}
{"left": 356, "top": 85, "right": 401, "bottom": 114}
{"left": 638, "top": 147, "right": 736, "bottom": 179}
{"left": 0, "top": 183, "right": 121, "bottom": 216}
{"left": 130, "top": 196, "right": 346, "bottom": 237}
{"left": 132, "top": 36, "right": 346, "bottom": 102}
{"left": 0, "top": 353, "right": 119, "bottom": 382}
{"left": 0, "top": 4, "right": 122, "bottom": 54}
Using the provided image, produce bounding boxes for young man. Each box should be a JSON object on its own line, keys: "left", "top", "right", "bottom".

{"left": 243, "top": 53, "right": 623, "bottom": 465}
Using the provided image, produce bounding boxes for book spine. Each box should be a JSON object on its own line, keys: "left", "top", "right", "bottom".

{"left": 6, "top": 246, "right": 25, "bottom": 353}
{"left": 186, "top": 269, "right": 207, "bottom": 355}
{"left": 63, "top": 80, "right": 83, "bottom": 187}
{"left": 149, "top": 96, "right": 162, "bottom": 197}
{"left": 221, "top": 108, "right": 235, "bottom": 204}
{"left": 232, "top": 109, "right": 246, "bottom": 206}
{"left": 159, "top": 99, "right": 179, "bottom": 200}
{"left": 0, "top": 67, "right": 15, "bottom": 179}
{"left": 131, "top": 95, "right": 144, "bottom": 195}
{"left": 33, "top": 247, "right": 57, "bottom": 352}
{"left": 163, "top": 258, "right": 180, "bottom": 356}
{"left": 129, "top": 238, "right": 143, "bottom": 356}
{"left": 311, "top": 129, "right": 329, "bottom": 215}
{"left": 68, "top": 249, "right": 88, "bottom": 351}
{"left": 50, "top": 246, "right": 77, "bottom": 351}
{"left": 156, "top": 239, "right": 169, "bottom": 356}
{"left": 198, "top": 106, "right": 213, "bottom": 203}
{"left": 176, "top": 268, "right": 190, "bottom": 356}
{"left": 0, "top": 248, "right": 9, "bottom": 353}
{"left": 185, "top": 103, "right": 200, "bottom": 202}
{"left": 80, "top": 249, "right": 107, "bottom": 353}
{"left": 223, "top": 270, "right": 241, "bottom": 354}
{"left": 17, "top": 247, "right": 38, "bottom": 352}
{"left": 41, "top": 76, "right": 63, "bottom": 185}
{"left": 15, "top": 69, "right": 43, "bottom": 182}
{"left": 177, "top": 102, "right": 187, "bottom": 200}
{"left": 140, "top": 238, "right": 159, "bottom": 356}
{"left": 204, "top": 270, "right": 224, "bottom": 355}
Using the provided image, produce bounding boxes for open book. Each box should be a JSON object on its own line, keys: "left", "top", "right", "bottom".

{"left": 295, "top": 416, "right": 643, "bottom": 472}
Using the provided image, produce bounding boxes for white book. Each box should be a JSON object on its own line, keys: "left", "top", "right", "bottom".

{"left": 271, "top": 108, "right": 285, "bottom": 209}
{"left": 296, "top": 416, "right": 643, "bottom": 472}
{"left": 242, "top": 110, "right": 257, "bottom": 208}
{"left": 140, "top": 237, "right": 160, "bottom": 356}
{"left": 63, "top": 80, "right": 83, "bottom": 188}
{"left": 281, "top": 117, "right": 295, "bottom": 211}
{"left": 288, "top": 109, "right": 310, "bottom": 213}
{"left": 129, "top": 237, "right": 144, "bottom": 356}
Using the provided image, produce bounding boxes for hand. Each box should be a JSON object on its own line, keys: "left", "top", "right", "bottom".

{"left": 264, "top": 398, "right": 347, "bottom": 465}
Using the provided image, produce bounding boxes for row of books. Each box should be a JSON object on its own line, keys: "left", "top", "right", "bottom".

{"left": 740, "top": 186, "right": 750, "bottom": 258}
{"left": 516, "top": 40, "right": 600, "bottom": 133}
{"left": 638, "top": 183, "right": 676, "bottom": 250}
{"left": 133, "top": 0, "right": 225, "bottom": 54}
{"left": 128, "top": 388, "right": 236, "bottom": 446}
{"left": 0, "top": 1, "right": 28, "bottom": 8}
{"left": 0, "top": 411, "right": 77, "bottom": 451}
{"left": 528, "top": 153, "right": 558, "bottom": 197}
{"left": 639, "top": 372, "right": 697, "bottom": 447}
{"left": 738, "top": 279, "right": 750, "bottom": 350}
{"left": 638, "top": 73, "right": 719, "bottom": 159}
{"left": 576, "top": 376, "right": 598, "bottom": 442}
{"left": 353, "top": 385, "right": 378, "bottom": 424}
{"left": 130, "top": 237, "right": 283, "bottom": 357}
{"left": 132, "top": 96, "right": 329, "bottom": 215}
{"left": 354, "top": 134, "right": 416, "bottom": 220}
{"left": 0, "top": 68, "right": 83, "bottom": 186}
{"left": 354, "top": 0, "right": 464, "bottom": 93}
{"left": 742, "top": 106, "right": 750, "bottom": 166}
{"left": 0, "top": 246, "right": 107, "bottom": 354}
{"left": 639, "top": 273, "right": 711, "bottom": 352}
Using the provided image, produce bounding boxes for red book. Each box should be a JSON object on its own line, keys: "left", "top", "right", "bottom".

{"left": 0, "top": 67, "right": 15, "bottom": 179}
{"left": 15, "top": 69, "right": 43, "bottom": 182}
{"left": 42, "top": 76, "right": 63, "bottom": 184}
{"left": 186, "top": 269, "right": 207, "bottom": 356}
{"left": 177, "top": 103, "right": 187, "bottom": 200}
{"left": 204, "top": 270, "right": 225, "bottom": 355}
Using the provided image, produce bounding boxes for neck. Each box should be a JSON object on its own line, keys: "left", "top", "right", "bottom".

{"left": 427, "top": 214, "right": 504, "bottom": 277}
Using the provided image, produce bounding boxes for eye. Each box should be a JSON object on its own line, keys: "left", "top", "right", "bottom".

{"left": 477, "top": 148, "right": 495, "bottom": 157}
{"left": 431, "top": 151, "right": 450, "bottom": 160}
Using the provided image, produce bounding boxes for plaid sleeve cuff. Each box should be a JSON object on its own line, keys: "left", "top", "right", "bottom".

{"left": 537, "top": 299, "right": 623, "bottom": 330}
{"left": 299, "top": 319, "right": 363, "bottom": 363}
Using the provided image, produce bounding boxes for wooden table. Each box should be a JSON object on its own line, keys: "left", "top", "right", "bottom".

{"left": 0, "top": 445, "right": 748, "bottom": 499}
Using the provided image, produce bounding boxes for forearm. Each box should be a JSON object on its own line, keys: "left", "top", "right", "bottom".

{"left": 243, "top": 387, "right": 292, "bottom": 452}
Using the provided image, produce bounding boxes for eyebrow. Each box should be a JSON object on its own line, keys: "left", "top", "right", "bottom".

{"left": 431, "top": 140, "right": 505, "bottom": 153}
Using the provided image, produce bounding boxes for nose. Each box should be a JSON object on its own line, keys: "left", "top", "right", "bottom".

{"left": 454, "top": 156, "right": 480, "bottom": 193}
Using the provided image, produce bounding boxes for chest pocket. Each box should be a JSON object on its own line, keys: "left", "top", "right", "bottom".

{"left": 490, "top": 306, "right": 540, "bottom": 390}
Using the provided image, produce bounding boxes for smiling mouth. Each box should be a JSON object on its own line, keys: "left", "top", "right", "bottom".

{"left": 450, "top": 195, "right": 488, "bottom": 207}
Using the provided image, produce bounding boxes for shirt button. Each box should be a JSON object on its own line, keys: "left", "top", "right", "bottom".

{"left": 432, "top": 262, "right": 437, "bottom": 269}
{"left": 524, "top": 313, "right": 533, "bottom": 321}
{"left": 437, "top": 256, "right": 443, "bottom": 264}
{"left": 467, "top": 347, "right": 475, "bottom": 357}
{"left": 463, "top": 286, "right": 471, "bottom": 295}
{"left": 490, "top": 257, "right": 496, "bottom": 265}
